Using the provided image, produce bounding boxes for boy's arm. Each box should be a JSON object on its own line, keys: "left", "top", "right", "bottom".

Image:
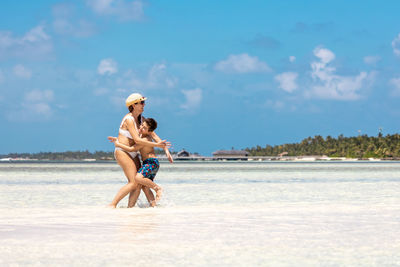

{"left": 151, "top": 132, "right": 174, "bottom": 163}
{"left": 125, "top": 119, "right": 170, "bottom": 148}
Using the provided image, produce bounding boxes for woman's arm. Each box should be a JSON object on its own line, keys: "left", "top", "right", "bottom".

{"left": 116, "top": 141, "right": 142, "bottom": 152}
{"left": 126, "top": 119, "right": 170, "bottom": 148}
{"left": 108, "top": 136, "right": 143, "bottom": 152}
{"left": 151, "top": 131, "right": 174, "bottom": 163}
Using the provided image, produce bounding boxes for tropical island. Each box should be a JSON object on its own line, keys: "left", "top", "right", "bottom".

{"left": 245, "top": 133, "right": 400, "bottom": 159}
{"left": 1, "top": 134, "right": 400, "bottom": 161}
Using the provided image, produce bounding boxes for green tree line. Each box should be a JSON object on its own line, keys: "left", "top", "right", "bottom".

{"left": 245, "top": 134, "right": 400, "bottom": 158}
{"left": 0, "top": 149, "right": 174, "bottom": 161}
{"left": 0, "top": 150, "right": 114, "bottom": 161}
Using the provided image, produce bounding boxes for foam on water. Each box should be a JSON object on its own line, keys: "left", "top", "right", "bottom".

{"left": 1, "top": 162, "right": 400, "bottom": 266}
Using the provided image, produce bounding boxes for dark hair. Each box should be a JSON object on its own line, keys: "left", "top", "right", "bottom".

{"left": 144, "top": 118, "right": 157, "bottom": 132}
{"left": 128, "top": 105, "right": 142, "bottom": 124}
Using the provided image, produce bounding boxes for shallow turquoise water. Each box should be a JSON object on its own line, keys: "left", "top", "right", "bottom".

{"left": 0, "top": 162, "right": 399, "bottom": 266}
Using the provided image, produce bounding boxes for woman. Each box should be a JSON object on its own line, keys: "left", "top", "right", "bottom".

{"left": 108, "top": 93, "right": 173, "bottom": 208}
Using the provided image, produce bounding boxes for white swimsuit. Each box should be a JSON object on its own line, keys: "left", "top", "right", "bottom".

{"left": 114, "top": 114, "right": 142, "bottom": 159}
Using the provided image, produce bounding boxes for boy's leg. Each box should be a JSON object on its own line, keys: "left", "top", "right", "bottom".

{"left": 135, "top": 173, "right": 163, "bottom": 203}
{"left": 142, "top": 186, "right": 156, "bottom": 207}
{"left": 135, "top": 172, "right": 157, "bottom": 188}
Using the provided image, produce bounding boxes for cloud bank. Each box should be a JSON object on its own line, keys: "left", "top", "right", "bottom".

{"left": 86, "top": 0, "right": 145, "bottom": 21}
{"left": 0, "top": 25, "right": 53, "bottom": 59}
{"left": 307, "top": 47, "right": 370, "bottom": 100}
{"left": 6, "top": 89, "right": 55, "bottom": 121}
{"left": 13, "top": 65, "right": 32, "bottom": 79}
{"left": 52, "top": 3, "right": 96, "bottom": 38}
{"left": 214, "top": 53, "right": 271, "bottom": 73}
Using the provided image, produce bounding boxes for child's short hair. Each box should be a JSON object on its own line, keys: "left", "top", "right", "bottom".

{"left": 144, "top": 118, "right": 157, "bottom": 132}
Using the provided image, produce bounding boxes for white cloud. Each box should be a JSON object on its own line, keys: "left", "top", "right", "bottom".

{"left": 314, "top": 46, "right": 335, "bottom": 63}
{"left": 52, "top": 3, "right": 96, "bottom": 38}
{"left": 29, "top": 102, "right": 52, "bottom": 115}
{"left": 289, "top": 56, "right": 296, "bottom": 63}
{"left": 0, "top": 25, "right": 53, "bottom": 59}
{"left": 98, "top": 58, "right": 118, "bottom": 75}
{"left": 214, "top": 53, "right": 271, "bottom": 73}
{"left": 123, "top": 63, "right": 178, "bottom": 90}
{"left": 308, "top": 46, "right": 371, "bottom": 100}
{"left": 25, "top": 90, "right": 54, "bottom": 118}
{"left": 25, "top": 90, "right": 54, "bottom": 102}
{"left": 6, "top": 89, "right": 55, "bottom": 121}
{"left": 22, "top": 26, "right": 50, "bottom": 43}
{"left": 147, "top": 63, "right": 178, "bottom": 89}
{"left": 6, "top": 103, "right": 53, "bottom": 121}
{"left": 275, "top": 72, "right": 298, "bottom": 93}
{"left": 181, "top": 88, "right": 202, "bottom": 110}
{"left": 389, "top": 77, "right": 400, "bottom": 96}
{"left": 13, "top": 64, "right": 32, "bottom": 79}
{"left": 86, "top": 0, "right": 145, "bottom": 21}
{"left": 392, "top": 33, "right": 400, "bottom": 57}
{"left": 364, "top": 55, "right": 381, "bottom": 65}
{"left": 95, "top": 62, "right": 179, "bottom": 108}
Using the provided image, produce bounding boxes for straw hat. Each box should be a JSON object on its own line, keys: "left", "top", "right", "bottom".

{"left": 125, "top": 93, "right": 147, "bottom": 107}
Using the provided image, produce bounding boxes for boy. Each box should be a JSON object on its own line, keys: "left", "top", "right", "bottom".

{"left": 108, "top": 118, "right": 164, "bottom": 206}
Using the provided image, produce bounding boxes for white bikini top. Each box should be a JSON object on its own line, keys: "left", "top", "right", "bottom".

{"left": 119, "top": 114, "right": 142, "bottom": 139}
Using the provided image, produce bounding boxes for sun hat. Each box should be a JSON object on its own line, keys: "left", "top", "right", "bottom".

{"left": 125, "top": 93, "right": 147, "bottom": 107}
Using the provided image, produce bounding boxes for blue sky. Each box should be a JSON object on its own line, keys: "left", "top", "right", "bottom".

{"left": 1, "top": 0, "right": 400, "bottom": 156}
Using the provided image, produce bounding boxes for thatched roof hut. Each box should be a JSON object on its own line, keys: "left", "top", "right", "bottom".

{"left": 177, "top": 149, "right": 190, "bottom": 157}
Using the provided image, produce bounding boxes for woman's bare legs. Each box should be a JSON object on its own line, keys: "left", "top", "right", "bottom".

{"left": 108, "top": 150, "right": 140, "bottom": 208}
{"left": 127, "top": 156, "right": 142, "bottom": 208}
{"left": 127, "top": 185, "right": 142, "bottom": 208}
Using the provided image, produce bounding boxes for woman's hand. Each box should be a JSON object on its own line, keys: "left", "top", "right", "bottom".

{"left": 157, "top": 140, "right": 171, "bottom": 148}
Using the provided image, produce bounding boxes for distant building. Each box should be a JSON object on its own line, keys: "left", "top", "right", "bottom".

{"left": 212, "top": 149, "right": 249, "bottom": 160}
{"left": 177, "top": 149, "right": 190, "bottom": 158}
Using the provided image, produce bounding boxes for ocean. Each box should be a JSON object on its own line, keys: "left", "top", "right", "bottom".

{"left": 0, "top": 161, "right": 399, "bottom": 266}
